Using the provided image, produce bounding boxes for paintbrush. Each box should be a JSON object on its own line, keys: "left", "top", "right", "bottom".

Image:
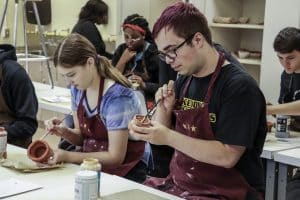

{"left": 141, "top": 99, "right": 161, "bottom": 123}
{"left": 39, "top": 112, "right": 72, "bottom": 140}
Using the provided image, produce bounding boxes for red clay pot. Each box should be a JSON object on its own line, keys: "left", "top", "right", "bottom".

{"left": 134, "top": 114, "right": 151, "bottom": 127}
{"left": 27, "top": 140, "right": 53, "bottom": 163}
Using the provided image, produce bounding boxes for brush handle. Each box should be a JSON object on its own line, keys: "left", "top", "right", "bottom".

{"left": 142, "top": 99, "right": 161, "bottom": 122}
{"left": 39, "top": 112, "right": 72, "bottom": 140}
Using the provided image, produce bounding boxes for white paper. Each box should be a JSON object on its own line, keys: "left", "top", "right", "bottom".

{"left": 40, "top": 96, "right": 70, "bottom": 103}
{"left": 0, "top": 178, "right": 42, "bottom": 199}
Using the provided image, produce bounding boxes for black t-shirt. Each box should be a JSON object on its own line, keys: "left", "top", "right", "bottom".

{"left": 279, "top": 71, "right": 300, "bottom": 103}
{"left": 174, "top": 64, "right": 267, "bottom": 192}
{"left": 279, "top": 71, "right": 300, "bottom": 128}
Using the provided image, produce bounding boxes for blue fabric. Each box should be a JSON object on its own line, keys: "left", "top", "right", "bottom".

{"left": 131, "top": 42, "right": 150, "bottom": 72}
{"left": 71, "top": 83, "right": 141, "bottom": 130}
{"left": 70, "top": 82, "right": 152, "bottom": 166}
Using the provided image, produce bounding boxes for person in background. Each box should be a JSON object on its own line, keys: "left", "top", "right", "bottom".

{"left": 266, "top": 27, "right": 300, "bottom": 200}
{"left": 45, "top": 34, "right": 149, "bottom": 183}
{"left": 129, "top": 2, "right": 266, "bottom": 199}
{"left": 72, "top": 0, "right": 112, "bottom": 59}
{"left": 0, "top": 44, "right": 38, "bottom": 148}
{"left": 112, "top": 14, "right": 159, "bottom": 103}
{"left": 61, "top": 0, "right": 112, "bottom": 149}
{"left": 267, "top": 27, "right": 300, "bottom": 131}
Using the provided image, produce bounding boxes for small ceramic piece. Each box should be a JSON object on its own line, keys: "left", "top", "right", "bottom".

{"left": 27, "top": 140, "right": 53, "bottom": 163}
{"left": 238, "top": 17, "right": 249, "bottom": 24}
{"left": 238, "top": 50, "right": 250, "bottom": 59}
{"left": 249, "top": 51, "right": 262, "bottom": 59}
{"left": 134, "top": 114, "right": 151, "bottom": 127}
{"left": 213, "top": 16, "right": 237, "bottom": 24}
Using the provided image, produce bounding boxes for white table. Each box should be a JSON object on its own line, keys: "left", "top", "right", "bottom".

{"left": 274, "top": 148, "right": 300, "bottom": 200}
{"left": 261, "top": 132, "right": 300, "bottom": 200}
{"left": 33, "top": 81, "right": 72, "bottom": 114}
{"left": 0, "top": 145, "right": 182, "bottom": 200}
{"left": 33, "top": 82, "right": 148, "bottom": 115}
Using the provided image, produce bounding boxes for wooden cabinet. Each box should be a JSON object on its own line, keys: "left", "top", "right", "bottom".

{"left": 194, "top": 0, "right": 300, "bottom": 102}
{"left": 204, "top": 0, "right": 266, "bottom": 83}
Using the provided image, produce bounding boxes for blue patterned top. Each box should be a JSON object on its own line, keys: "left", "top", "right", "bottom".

{"left": 70, "top": 82, "right": 152, "bottom": 166}
{"left": 71, "top": 83, "right": 141, "bottom": 130}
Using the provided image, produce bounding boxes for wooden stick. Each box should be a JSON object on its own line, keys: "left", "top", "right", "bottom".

{"left": 141, "top": 99, "right": 161, "bottom": 123}
{"left": 39, "top": 112, "right": 72, "bottom": 140}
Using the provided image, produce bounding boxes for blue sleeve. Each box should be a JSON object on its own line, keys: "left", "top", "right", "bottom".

{"left": 102, "top": 95, "right": 141, "bottom": 131}
{"left": 71, "top": 86, "right": 82, "bottom": 111}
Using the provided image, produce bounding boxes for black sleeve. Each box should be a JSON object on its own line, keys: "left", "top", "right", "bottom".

{"left": 215, "top": 76, "right": 266, "bottom": 148}
{"left": 144, "top": 45, "right": 159, "bottom": 96}
{"left": 278, "top": 71, "right": 291, "bottom": 103}
{"left": 159, "top": 60, "right": 177, "bottom": 86}
{"left": 73, "top": 21, "right": 111, "bottom": 58}
{"left": 5, "top": 68, "right": 38, "bottom": 140}
{"left": 144, "top": 82, "right": 159, "bottom": 96}
{"left": 111, "top": 44, "right": 126, "bottom": 67}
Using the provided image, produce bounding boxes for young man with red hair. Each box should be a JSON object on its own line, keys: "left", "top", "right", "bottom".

{"left": 129, "top": 2, "right": 266, "bottom": 199}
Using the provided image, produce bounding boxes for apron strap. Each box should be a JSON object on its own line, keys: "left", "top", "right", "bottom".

{"left": 204, "top": 53, "right": 225, "bottom": 103}
{"left": 79, "top": 77, "right": 105, "bottom": 114}
{"left": 179, "top": 52, "right": 225, "bottom": 104}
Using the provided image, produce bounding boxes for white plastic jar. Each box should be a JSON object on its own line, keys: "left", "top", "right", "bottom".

{"left": 74, "top": 170, "right": 98, "bottom": 200}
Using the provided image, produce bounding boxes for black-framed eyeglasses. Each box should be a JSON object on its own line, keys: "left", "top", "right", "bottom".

{"left": 157, "top": 33, "right": 196, "bottom": 62}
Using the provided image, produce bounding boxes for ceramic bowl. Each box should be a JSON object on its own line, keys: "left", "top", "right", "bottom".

{"left": 27, "top": 140, "right": 53, "bottom": 163}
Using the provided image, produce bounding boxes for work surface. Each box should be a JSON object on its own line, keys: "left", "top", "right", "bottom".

{"left": 0, "top": 145, "right": 181, "bottom": 200}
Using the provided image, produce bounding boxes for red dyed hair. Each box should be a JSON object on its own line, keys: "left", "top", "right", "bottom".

{"left": 152, "top": 2, "right": 212, "bottom": 45}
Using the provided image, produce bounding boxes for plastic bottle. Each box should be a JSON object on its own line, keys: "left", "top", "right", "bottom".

{"left": 74, "top": 170, "right": 98, "bottom": 200}
{"left": 275, "top": 115, "right": 290, "bottom": 138}
{"left": 80, "top": 158, "right": 101, "bottom": 198}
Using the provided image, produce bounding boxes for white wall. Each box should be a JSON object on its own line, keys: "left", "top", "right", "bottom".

{"left": 115, "top": 0, "right": 179, "bottom": 45}
{"left": 0, "top": 0, "right": 118, "bottom": 45}
{"left": 260, "top": 0, "right": 300, "bottom": 103}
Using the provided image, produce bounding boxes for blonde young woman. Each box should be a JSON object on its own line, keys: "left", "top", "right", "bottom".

{"left": 45, "top": 33, "right": 149, "bottom": 183}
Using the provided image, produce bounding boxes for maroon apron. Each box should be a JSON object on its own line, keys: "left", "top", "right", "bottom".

{"left": 77, "top": 78, "right": 145, "bottom": 177}
{"left": 145, "top": 54, "right": 261, "bottom": 200}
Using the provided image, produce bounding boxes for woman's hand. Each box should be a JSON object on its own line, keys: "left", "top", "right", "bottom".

{"left": 44, "top": 117, "right": 69, "bottom": 138}
{"left": 47, "top": 149, "right": 66, "bottom": 165}
{"left": 119, "top": 48, "right": 136, "bottom": 65}
{"left": 129, "top": 74, "right": 146, "bottom": 89}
